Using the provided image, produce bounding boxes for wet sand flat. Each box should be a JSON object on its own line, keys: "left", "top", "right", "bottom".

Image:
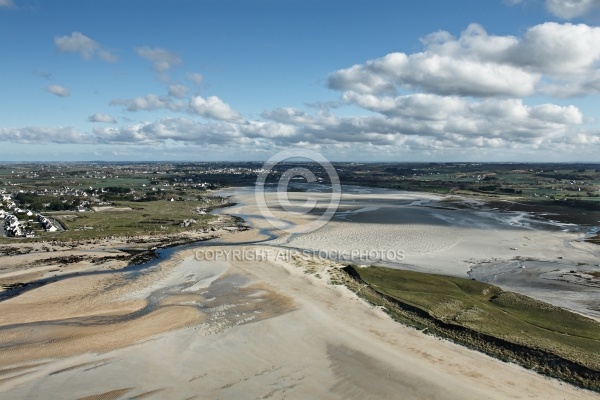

{"left": 0, "top": 242, "right": 596, "bottom": 399}
{"left": 223, "top": 187, "right": 600, "bottom": 318}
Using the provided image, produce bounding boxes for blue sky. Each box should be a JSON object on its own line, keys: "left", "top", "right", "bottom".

{"left": 1, "top": 0, "right": 600, "bottom": 162}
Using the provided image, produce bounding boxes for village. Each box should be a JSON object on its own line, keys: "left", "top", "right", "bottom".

{"left": 0, "top": 163, "right": 248, "bottom": 241}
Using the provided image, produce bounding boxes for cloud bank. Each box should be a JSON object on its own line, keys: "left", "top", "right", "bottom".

{"left": 329, "top": 23, "right": 600, "bottom": 98}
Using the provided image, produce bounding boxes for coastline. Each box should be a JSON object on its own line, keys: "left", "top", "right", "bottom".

{"left": 0, "top": 186, "right": 598, "bottom": 399}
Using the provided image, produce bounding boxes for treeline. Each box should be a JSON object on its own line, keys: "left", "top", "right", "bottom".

{"left": 97, "top": 186, "right": 133, "bottom": 201}
{"left": 14, "top": 192, "right": 79, "bottom": 211}
{"left": 537, "top": 172, "right": 597, "bottom": 181}
{"left": 477, "top": 185, "right": 523, "bottom": 194}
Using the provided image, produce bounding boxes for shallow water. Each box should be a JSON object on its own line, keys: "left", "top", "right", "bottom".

{"left": 469, "top": 260, "right": 600, "bottom": 320}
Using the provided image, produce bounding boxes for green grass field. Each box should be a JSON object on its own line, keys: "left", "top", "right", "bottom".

{"left": 55, "top": 200, "right": 218, "bottom": 240}
{"left": 352, "top": 266, "right": 600, "bottom": 368}
{"left": 342, "top": 265, "right": 600, "bottom": 390}
{"left": 0, "top": 200, "right": 220, "bottom": 243}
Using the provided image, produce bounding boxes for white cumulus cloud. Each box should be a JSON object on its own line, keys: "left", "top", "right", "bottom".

{"left": 507, "top": 22, "right": 600, "bottom": 74}
{"left": 110, "top": 93, "right": 185, "bottom": 112}
{"left": 546, "top": 0, "right": 600, "bottom": 18}
{"left": 135, "top": 46, "right": 181, "bottom": 74}
{"left": 329, "top": 22, "right": 600, "bottom": 98}
{"left": 189, "top": 96, "right": 242, "bottom": 121}
{"left": 93, "top": 118, "right": 244, "bottom": 145}
{"left": 54, "top": 32, "right": 116, "bottom": 62}
{"left": 46, "top": 84, "right": 70, "bottom": 97}
{"left": 508, "top": 0, "right": 600, "bottom": 19}
{"left": 168, "top": 84, "right": 189, "bottom": 99}
{"left": 88, "top": 113, "right": 117, "bottom": 123}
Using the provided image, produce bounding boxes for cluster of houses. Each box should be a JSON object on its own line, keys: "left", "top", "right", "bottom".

{"left": 197, "top": 166, "right": 264, "bottom": 176}
{"left": 3, "top": 213, "right": 28, "bottom": 237}
{"left": 2, "top": 187, "right": 103, "bottom": 212}
{"left": 2, "top": 194, "right": 16, "bottom": 209}
{"left": 38, "top": 214, "right": 58, "bottom": 232}
{"left": 1, "top": 192, "right": 60, "bottom": 238}
{"left": 1, "top": 193, "right": 30, "bottom": 237}
{"left": 0, "top": 211, "right": 58, "bottom": 238}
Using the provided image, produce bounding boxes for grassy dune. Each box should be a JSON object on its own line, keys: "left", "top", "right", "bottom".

{"left": 342, "top": 265, "right": 600, "bottom": 391}
{"left": 0, "top": 200, "right": 223, "bottom": 243}
{"left": 53, "top": 200, "right": 218, "bottom": 240}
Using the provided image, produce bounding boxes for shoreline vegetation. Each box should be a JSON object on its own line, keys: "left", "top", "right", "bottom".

{"left": 586, "top": 233, "right": 600, "bottom": 245}
{"left": 339, "top": 265, "right": 600, "bottom": 392}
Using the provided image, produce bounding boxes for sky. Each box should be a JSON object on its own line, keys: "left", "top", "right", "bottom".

{"left": 1, "top": 0, "right": 600, "bottom": 162}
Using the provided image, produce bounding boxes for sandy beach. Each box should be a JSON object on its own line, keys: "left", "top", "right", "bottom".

{"left": 1, "top": 242, "right": 597, "bottom": 399}
{"left": 0, "top": 186, "right": 598, "bottom": 399}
